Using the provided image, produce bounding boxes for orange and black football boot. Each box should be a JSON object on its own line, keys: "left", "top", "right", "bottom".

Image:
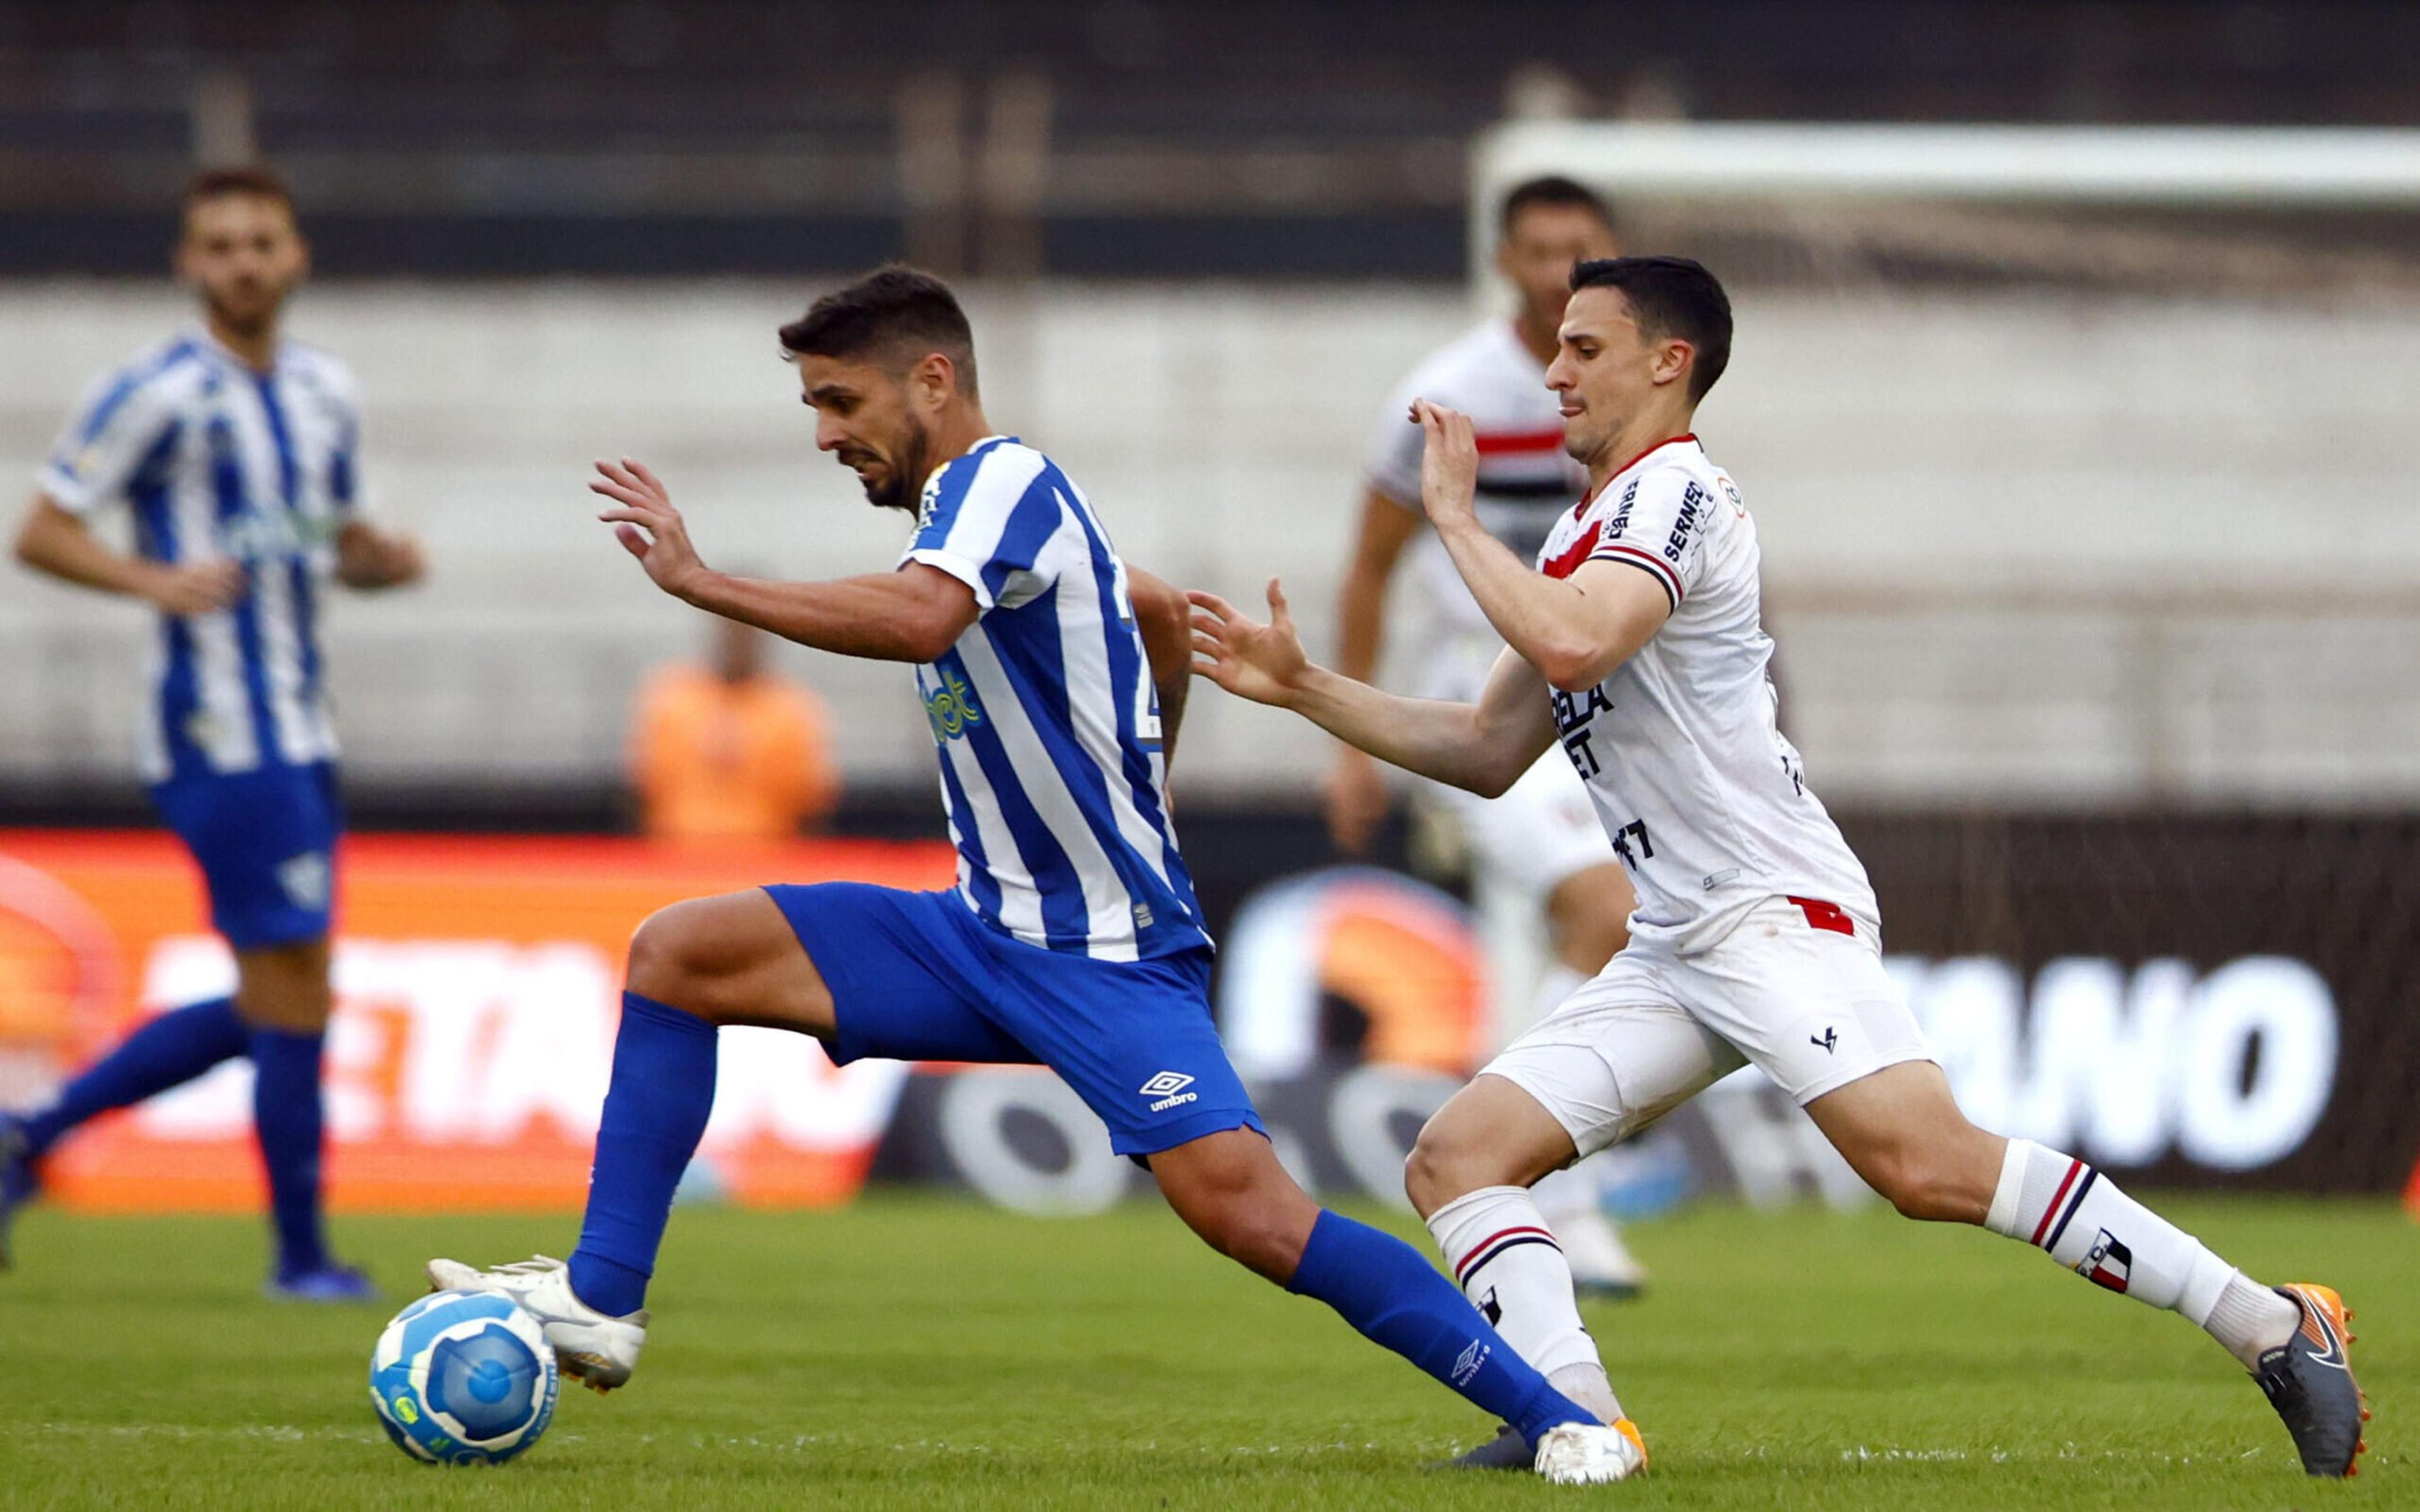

{"left": 2251, "top": 1283, "right": 2370, "bottom": 1477}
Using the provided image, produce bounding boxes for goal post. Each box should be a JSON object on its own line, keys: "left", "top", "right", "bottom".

{"left": 1470, "top": 121, "right": 2420, "bottom": 294}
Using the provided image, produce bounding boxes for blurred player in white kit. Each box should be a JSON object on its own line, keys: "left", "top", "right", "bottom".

{"left": 1328, "top": 175, "right": 1642, "bottom": 1294}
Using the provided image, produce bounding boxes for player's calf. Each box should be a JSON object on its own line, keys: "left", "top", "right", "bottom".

{"left": 1404, "top": 1077, "right": 1628, "bottom": 1431}
{"left": 1150, "top": 1128, "right": 1599, "bottom": 1457}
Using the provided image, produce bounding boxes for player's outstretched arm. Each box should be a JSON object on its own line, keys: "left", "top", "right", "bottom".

{"left": 591, "top": 457, "right": 976, "bottom": 662}
{"left": 1190, "top": 580, "right": 1555, "bottom": 796}
{"left": 12, "top": 493, "right": 244, "bottom": 614}
{"left": 1126, "top": 565, "right": 1192, "bottom": 767}
{"left": 1411, "top": 401, "right": 1669, "bottom": 690}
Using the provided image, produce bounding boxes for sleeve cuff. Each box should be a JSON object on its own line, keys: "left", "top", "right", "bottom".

{"left": 902, "top": 547, "right": 994, "bottom": 612}
{"left": 1587, "top": 543, "right": 1683, "bottom": 611}
{"left": 34, "top": 464, "right": 95, "bottom": 516}
{"left": 1365, "top": 469, "right": 1423, "bottom": 511}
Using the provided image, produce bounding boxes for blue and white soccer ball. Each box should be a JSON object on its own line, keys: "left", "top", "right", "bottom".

{"left": 369, "top": 1290, "right": 559, "bottom": 1466}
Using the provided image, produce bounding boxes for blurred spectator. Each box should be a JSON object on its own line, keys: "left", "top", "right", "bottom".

{"left": 630, "top": 617, "right": 838, "bottom": 842}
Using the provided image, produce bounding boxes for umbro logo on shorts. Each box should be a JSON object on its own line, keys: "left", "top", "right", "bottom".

{"left": 1140, "top": 1071, "right": 1197, "bottom": 1112}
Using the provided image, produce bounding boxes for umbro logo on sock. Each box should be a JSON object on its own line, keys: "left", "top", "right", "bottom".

{"left": 1810, "top": 1026, "right": 1838, "bottom": 1054}
{"left": 1139, "top": 1071, "right": 1197, "bottom": 1112}
{"left": 1451, "top": 1337, "right": 1490, "bottom": 1387}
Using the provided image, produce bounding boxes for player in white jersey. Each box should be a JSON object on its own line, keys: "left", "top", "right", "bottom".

{"left": 1192, "top": 256, "right": 2366, "bottom": 1477}
{"left": 3, "top": 168, "right": 422, "bottom": 1297}
{"left": 1333, "top": 175, "right": 1643, "bottom": 1295}
{"left": 432, "top": 268, "right": 1644, "bottom": 1483}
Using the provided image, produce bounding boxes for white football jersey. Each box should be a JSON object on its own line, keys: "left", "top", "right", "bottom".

{"left": 1535, "top": 435, "right": 1877, "bottom": 953}
{"left": 1368, "top": 321, "right": 1586, "bottom": 702}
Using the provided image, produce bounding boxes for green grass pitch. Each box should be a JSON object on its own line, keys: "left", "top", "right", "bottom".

{"left": 0, "top": 1192, "right": 2402, "bottom": 1510}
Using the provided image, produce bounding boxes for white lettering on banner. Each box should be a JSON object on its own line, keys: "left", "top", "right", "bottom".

{"left": 127, "top": 937, "right": 904, "bottom": 1154}
{"left": 1891, "top": 953, "right": 2337, "bottom": 1172}
{"left": 2176, "top": 958, "right": 2336, "bottom": 1169}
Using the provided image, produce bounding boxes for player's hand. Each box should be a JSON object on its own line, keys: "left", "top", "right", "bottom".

{"left": 1324, "top": 745, "right": 1390, "bottom": 854}
{"left": 1189, "top": 579, "right": 1310, "bottom": 708}
{"left": 337, "top": 523, "right": 425, "bottom": 589}
{"left": 591, "top": 457, "right": 706, "bottom": 600}
{"left": 1411, "top": 398, "right": 1480, "bottom": 530}
{"left": 139, "top": 558, "right": 246, "bottom": 616}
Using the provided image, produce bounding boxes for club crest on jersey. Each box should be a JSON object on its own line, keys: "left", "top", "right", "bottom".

{"left": 923, "top": 670, "right": 984, "bottom": 742}
{"left": 2077, "top": 1229, "right": 2133, "bottom": 1293}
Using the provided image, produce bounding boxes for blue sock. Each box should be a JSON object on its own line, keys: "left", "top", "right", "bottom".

{"left": 567, "top": 992, "right": 718, "bottom": 1317}
{"left": 1286, "top": 1208, "right": 1590, "bottom": 1448}
{"left": 250, "top": 1026, "right": 331, "bottom": 1280}
{"left": 20, "top": 997, "right": 248, "bottom": 1155}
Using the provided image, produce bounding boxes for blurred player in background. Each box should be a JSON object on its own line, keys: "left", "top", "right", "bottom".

{"left": 630, "top": 614, "right": 839, "bottom": 842}
{"left": 1, "top": 167, "right": 424, "bottom": 1297}
{"left": 1331, "top": 175, "right": 1643, "bottom": 1294}
{"left": 1194, "top": 255, "right": 2366, "bottom": 1478}
{"left": 434, "top": 266, "right": 1643, "bottom": 1483}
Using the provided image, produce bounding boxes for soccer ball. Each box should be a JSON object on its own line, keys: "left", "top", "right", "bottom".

{"left": 369, "top": 1290, "right": 559, "bottom": 1465}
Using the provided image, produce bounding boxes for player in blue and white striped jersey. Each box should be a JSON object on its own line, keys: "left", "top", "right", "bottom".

{"left": 431, "top": 267, "right": 1640, "bottom": 1482}
{"left": 2, "top": 168, "right": 423, "bottom": 1298}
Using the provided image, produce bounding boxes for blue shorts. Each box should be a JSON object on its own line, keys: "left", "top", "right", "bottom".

{"left": 149, "top": 761, "right": 341, "bottom": 951}
{"left": 766, "top": 883, "right": 1262, "bottom": 1158}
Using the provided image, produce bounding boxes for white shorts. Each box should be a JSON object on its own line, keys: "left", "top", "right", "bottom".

{"left": 1427, "top": 749, "right": 1614, "bottom": 898}
{"left": 1482, "top": 896, "right": 1937, "bottom": 1157}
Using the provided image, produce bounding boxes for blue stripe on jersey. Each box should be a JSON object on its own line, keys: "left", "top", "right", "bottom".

{"left": 73, "top": 340, "right": 197, "bottom": 448}
{"left": 978, "top": 492, "right": 1195, "bottom": 948}
{"left": 254, "top": 373, "right": 324, "bottom": 706}
{"left": 935, "top": 644, "right": 1097, "bottom": 951}
{"left": 125, "top": 427, "right": 182, "bottom": 559}
{"left": 1057, "top": 493, "right": 1199, "bottom": 922}
{"left": 931, "top": 726, "right": 1007, "bottom": 923}
{"left": 207, "top": 414, "right": 279, "bottom": 765}
{"left": 983, "top": 488, "right": 1063, "bottom": 604}
{"left": 921, "top": 433, "right": 1012, "bottom": 540}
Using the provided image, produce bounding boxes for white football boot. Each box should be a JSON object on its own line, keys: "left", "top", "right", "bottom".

{"left": 425, "top": 1254, "right": 647, "bottom": 1393}
{"left": 1557, "top": 1208, "right": 1649, "bottom": 1300}
{"left": 1533, "top": 1419, "right": 1649, "bottom": 1485}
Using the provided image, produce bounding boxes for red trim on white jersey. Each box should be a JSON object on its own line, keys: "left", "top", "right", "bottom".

{"left": 1473, "top": 427, "right": 1567, "bottom": 457}
{"left": 1589, "top": 541, "right": 1684, "bottom": 608}
{"left": 1606, "top": 433, "right": 1699, "bottom": 479}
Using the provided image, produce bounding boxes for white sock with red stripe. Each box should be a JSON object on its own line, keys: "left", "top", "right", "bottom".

{"left": 1424, "top": 1184, "right": 1620, "bottom": 1424}
{"left": 1985, "top": 1138, "right": 2298, "bottom": 1368}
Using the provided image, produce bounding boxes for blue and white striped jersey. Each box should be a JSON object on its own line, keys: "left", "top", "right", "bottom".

{"left": 39, "top": 331, "right": 360, "bottom": 784}
{"left": 901, "top": 435, "right": 1209, "bottom": 961}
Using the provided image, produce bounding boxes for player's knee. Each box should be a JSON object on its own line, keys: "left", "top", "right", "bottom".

{"left": 1861, "top": 1137, "right": 1983, "bottom": 1223}
{"left": 624, "top": 903, "right": 729, "bottom": 1021}
{"left": 1403, "top": 1116, "right": 1517, "bottom": 1217}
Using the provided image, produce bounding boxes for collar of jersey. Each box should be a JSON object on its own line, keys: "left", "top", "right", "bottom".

{"left": 1577, "top": 433, "right": 1700, "bottom": 510}
{"left": 187, "top": 323, "right": 285, "bottom": 379}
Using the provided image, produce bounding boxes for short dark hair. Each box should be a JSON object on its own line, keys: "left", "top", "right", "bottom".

{"left": 182, "top": 164, "right": 294, "bottom": 219}
{"left": 1499, "top": 175, "right": 1615, "bottom": 237}
{"left": 1569, "top": 255, "right": 1732, "bottom": 401}
{"left": 777, "top": 265, "right": 978, "bottom": 396}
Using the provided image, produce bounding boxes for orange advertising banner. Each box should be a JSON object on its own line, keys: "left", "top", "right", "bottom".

{"left": 0, "top": 831, "right": 957, "bottom": 1214}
